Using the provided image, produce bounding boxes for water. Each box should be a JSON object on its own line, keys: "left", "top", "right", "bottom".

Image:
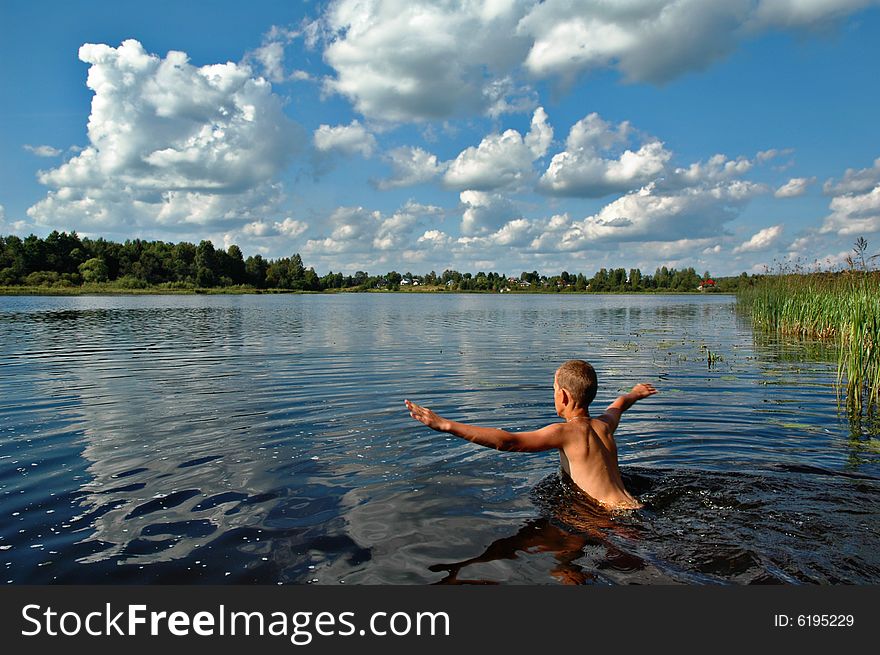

{"left": 0, "top": 293, "right": 877, "bottom": 585}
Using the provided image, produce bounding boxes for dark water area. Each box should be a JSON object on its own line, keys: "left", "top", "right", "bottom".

{"left": 1, "top": 294, "right": 878, "bottom": 585}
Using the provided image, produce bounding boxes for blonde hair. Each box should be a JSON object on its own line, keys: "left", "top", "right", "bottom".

{"left": 556, "top": 360, "right": 598, "bottom": 408}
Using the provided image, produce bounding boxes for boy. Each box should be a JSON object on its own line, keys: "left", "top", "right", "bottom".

{"left": 404, "top": 359, "right": 656, "bottom": 510}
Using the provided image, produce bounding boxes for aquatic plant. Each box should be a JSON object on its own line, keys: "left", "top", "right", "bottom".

{"left": 737, "top": 242, "right": 880, "bottom": 413}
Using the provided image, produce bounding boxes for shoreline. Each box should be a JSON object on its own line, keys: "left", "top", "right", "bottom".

{"left": 0, "top": 285, "right": 733, "bottom": 297}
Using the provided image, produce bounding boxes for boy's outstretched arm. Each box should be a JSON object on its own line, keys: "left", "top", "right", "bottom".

{"left": 595, "top": 383, "right": 658, "bottom": 433}
{"left": 404, "top": 399, "right": 566, "bottom": 452}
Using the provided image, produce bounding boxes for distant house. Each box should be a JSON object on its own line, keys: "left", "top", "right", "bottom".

{"left": 412, "top": 280, "right": 420, "bottom": 286}
{"left": 401, "top": 279, "right": 411, "bottom": 285}
{"left": 519, "top": 281, "right": 531, "bottom": 288}
{"left": 698, "top": 278, "right": 716, "bottom": 291}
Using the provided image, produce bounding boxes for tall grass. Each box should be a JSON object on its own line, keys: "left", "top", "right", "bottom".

{"left": 738, "top": 270, "right": 880, "bottom": 413}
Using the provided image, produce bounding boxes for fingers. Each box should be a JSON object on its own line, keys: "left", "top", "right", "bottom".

{"left": 405, "top": 399, "right": 430, "bottom": 424}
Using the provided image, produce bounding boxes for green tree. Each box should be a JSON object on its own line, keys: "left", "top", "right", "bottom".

{"left": 629, "top": 268, "right": 642, "bottom": 290}
{"left": 225, "top": 245, "right": 246, "bottom": 284}
{"left": 79, "top": 257, "right": 109, "bottom": 284}
{"left": 245, "top": 255, "right": 268, "bottom": 288}
{"left": 195, "top": 240, "right": 217, "bottom": 287}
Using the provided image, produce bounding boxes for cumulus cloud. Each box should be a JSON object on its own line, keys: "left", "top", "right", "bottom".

{"left": 521, "top": 0, "right": 879, "bottom": 84}
{"left": 667, "top": 153, "right": 754, "bottom": 187}
{"left": 459, "top": 190, "right": 521, "bottom": 236}
{"left": 733, "top": 225, "right": 784, "bottom": 253}
{"left": 519, "top": 0, "right": 748, "bottom": 84}
{"left": 486, "top": 217, "right": 534, "bottom": 247}
{"left": 313, "top": 120, "right": 377, "bottom": 157}
{"left": 246, "top": 25, "right": 308, "bottom": 83}
{"left": 243, "top": 217, "right": 308, "bottom": 238}
{"left": 632, "top": 237, "right": 719, "bottom": 260}
{"left": 24, "top": 144, "right": 62, "bottom": 157}
{"left": 311, "top": 1, "right": 875, "bottom": 122}
{"left": 417, "top": 217, "right": 537, "bottom": 254}
{"left": 27, "top": 39, "right": 303, "bottom": 236}
{"left": 823, "top": 157, "right": 880, "bottom": 195}
{"left": 417, "top": 229, "right": 454, "bottom": 248}
{"left": 531, "top": 176, "right": 766, "bottom": 252}
{"left": 819, "top": 158, "right": 880, "bottom": 235}
{"left": 539, "top": 113, "right": 671, "bottom": 197}
{"left": 752, "top": 0, "right": 879, "bottom": 28}
{"left": 444, "top": 107, "right": 552, "bottom": 191}
{"left": 821, "top": 187, "right": 880, "bottom": 235}
{"left": 376, "top": 146, "right": 447, "bottom": 190}
{"left": 303, "top": 202, "right": 444, "bottom": 257}
{"left": 315, "top": 0, "right": 531, "bottom": 122}
{"left": 775, "top": 176, "right": 815, "bottom": 198}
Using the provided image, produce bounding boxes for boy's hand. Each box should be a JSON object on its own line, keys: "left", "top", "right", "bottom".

{"left": 630, "top": 383, "right": 657, "bottom": 400}
{"left": 405, "top": 399, "right": 450, "bottom": 432}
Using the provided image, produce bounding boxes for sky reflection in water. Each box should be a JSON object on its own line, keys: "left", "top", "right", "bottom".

{"left": 0, "top": 294, "right": 877, "bottom": 584}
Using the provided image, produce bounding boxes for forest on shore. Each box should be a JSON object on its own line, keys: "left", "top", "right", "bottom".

{"left": 1, "top": 231, "right": 755, "bottom": 293}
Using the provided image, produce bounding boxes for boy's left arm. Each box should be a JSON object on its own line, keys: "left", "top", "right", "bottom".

{"left": 405, "top": 400, "right": 567, "bottom": 452}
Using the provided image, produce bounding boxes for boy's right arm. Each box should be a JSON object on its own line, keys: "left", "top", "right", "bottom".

{"left": 405, "top": 399, "right": 567, "bottom": 452}
{"left": 595, "top": 383, "right": 657, "bottom": 433}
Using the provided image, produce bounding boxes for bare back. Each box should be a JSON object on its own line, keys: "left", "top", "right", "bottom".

{"left": 557, "top": 418, "right": 642, "bottom": 510}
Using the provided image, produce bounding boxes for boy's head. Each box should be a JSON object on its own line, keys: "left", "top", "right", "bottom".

{"left": 554, "top": 360, "right": 598, "bottom": 413}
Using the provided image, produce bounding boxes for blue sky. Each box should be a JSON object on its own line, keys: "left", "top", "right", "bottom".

{"left": 2, "top": 0, "right": 880, "bottom": 277}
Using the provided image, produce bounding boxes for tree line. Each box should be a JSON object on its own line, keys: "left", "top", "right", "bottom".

{"left": 0, "top": 231, "right": 755, "bottom": 292}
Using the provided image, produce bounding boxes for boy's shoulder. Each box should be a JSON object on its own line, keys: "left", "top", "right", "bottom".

{"left": 589, "top": 413, "right": 618, "bottom": 436}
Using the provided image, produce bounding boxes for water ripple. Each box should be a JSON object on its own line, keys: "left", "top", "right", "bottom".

{"left": 1, "top": 293, "right": 877, "bottom": 584}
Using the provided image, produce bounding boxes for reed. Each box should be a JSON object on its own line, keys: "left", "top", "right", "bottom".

{"left": 738, "top": 269, "right": 880, "bottom": 413}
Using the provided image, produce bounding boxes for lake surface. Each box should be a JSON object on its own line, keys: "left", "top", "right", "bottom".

{"left": 1, "top": 293, "right": 878, "bottom": 584}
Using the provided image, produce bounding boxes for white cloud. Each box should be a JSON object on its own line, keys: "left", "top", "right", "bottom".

{"left": 444, "top": 107, "right": 552, "bottom": 191}
{"left": 416, "top": 218, "right": 536, "bottom": 256}
{"left": 23, "top": 144, "right": 62, "bottom": 157}
{"left": 484, "top": 75, "right": 539, "bottom": 118}
{"left": 632, "top": 237, "right": 719, "bottom": 259}
{"left": 518, "top": 1, "right": 744, "bottom": 84}
{"left": 303, "top": 202, "right": 444, "bottom": 257}
{"left": 417, "top": 229, "right": 454, "bottom": 248}
{"left": 26, "top": 40, "right": 303, "bottom": 236}
{"left": 539, "top": 113, "right": 671, "bottom": 197}
{"left": 315, "top": 0, "right": 532, "bottom": 122}
{"left": 243, "top": 217, "right": 308, "bottom": 238}
{"left": 524, "top": 106, "right": 553, "bottom": 158}
{"left": 313, "top": 120, "right": 377, "bottom": 157}
{"left": 819, "top": 158, "right": 880, "bottom": 235}
{"left": 775, "top": 176, "right": 815, "bottom": 198}
{"left": 520, "top": 0, "right": 877, "bottom": 84}
{"left": 821, "top": 186, "right": 880, "bottom": 235}
{"left": 787, "top": 235, "right": 814, "bottom": 253}
{"left": 276, "top": 217, "right": 308, "bottom": 237}
{"left": 733, "top": 225, "right": 784, "bottom": 253}
{"left": 489, "top": 218, "right": 534, "bottom": 246}
{"left": 667, "top": 153, "right": 754, "bottom": 187}
{"left": 459, "top": 190, "right": 520, "bottom": 236}
{"left": 531, "top": 178, "right": 766, "bottom": 252}
{"left": 823, "top": 157, "right": 880, "bottom": 195}
{"left": 247, "top": 25, "right": 303, "bottom": 83}
{"left": 312, "top": 1, "right": 876, "bottom": 123}
{"left": 376, "top": 146, "right": 447, "bottom": 190}
{"left": 752, "top": 0, "right": 879, "bottom": 28}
